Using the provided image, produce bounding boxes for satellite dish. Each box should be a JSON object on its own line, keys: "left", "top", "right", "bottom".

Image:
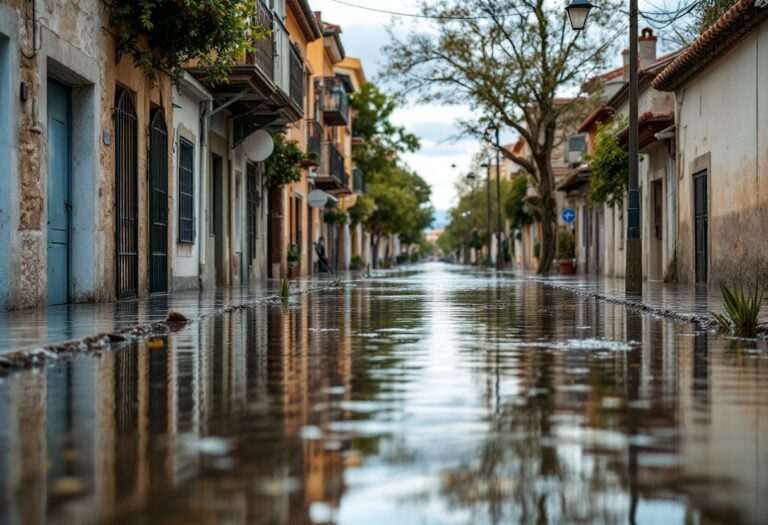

{"left": 308, "top": 189, "right": 332, "bottom": 208}
{"left": 242, "top": 129, "right": 274, "bottom": 162}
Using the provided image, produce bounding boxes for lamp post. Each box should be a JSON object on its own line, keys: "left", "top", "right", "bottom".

{"left": 480, "top": 162, "right": 492, "bottom": 266}
{"left": 566, "top": 0, "right": 642, "bottom": 294}
{"left": 465, "top": 172, "right": 478, "bottom": 265}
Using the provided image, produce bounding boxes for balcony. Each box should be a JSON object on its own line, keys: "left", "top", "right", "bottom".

{"left": 188, "top": 0, "right": 305, "bottom": 141}
{"left": 314, "top": 142, "right": 351, "bottom": 193}
{"left": 352, "top": 168, "right": 365, "bottom": 194}
{"left": 305, "top": 119, "right": 323, "bottom": 165}
{"left": 315, "top": 77, "right": 350, "bottom": 127}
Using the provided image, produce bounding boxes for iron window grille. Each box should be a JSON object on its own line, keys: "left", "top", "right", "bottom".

{"left": 178, "top": 138, "right": 195, "bottom": 244}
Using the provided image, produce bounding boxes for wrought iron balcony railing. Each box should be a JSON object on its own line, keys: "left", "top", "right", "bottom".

{"left": 289, "top": 44, "right": 304, "bottom": 110}
{"left": 323, "top": 142, "right": 348, "bottom": 187}
{"left": 244, "top": 0, "right": 274, "bottom": 82}
{"left": 352, "top": 167, "right": 365, "bottom": 193}
{"left": 315, "top": 77, "right": 349, "bottom": 126}
{"left": 306, "top": 119, "right": 323, "bottom": 164}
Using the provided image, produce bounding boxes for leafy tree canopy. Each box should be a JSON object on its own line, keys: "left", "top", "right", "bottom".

{"left": 506, "top": 174, "right": 539, "bottom": 230}
{"left": 104, "top": 0, "right": 268, "bottom": 84}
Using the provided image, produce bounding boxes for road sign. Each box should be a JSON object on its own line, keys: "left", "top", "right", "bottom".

{"left": 561, "top": 208, "right": 576, "bottom": 223}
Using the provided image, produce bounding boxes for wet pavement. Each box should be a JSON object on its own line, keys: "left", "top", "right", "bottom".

{"left": 0, "top": 263, "right": 767, "bottom": 525}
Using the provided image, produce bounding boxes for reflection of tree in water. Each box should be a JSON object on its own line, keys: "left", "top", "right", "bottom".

{"left": 436, "top": 284, "right": 632, "bottom": 524}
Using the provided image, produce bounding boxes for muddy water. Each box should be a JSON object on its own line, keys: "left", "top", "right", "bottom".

{"left": 0, "top": 264, "right": 766, "bottom": 525}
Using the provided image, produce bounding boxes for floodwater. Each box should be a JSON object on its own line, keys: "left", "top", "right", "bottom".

{"left": 1, "top": 263, "right": 766, "bottom": 525}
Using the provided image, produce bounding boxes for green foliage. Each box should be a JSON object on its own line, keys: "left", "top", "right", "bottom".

{"left": 351, "top": 255, "right": 365, "bottom": 266}
{"left": 711, "top": 283, "right": 765, "bottom": 337}
{"left": 287, "top": 244, "right": 300, "bottom": 264}
{"left": 264, "top": 134, "right": 305, "bottom": 188}
{"left": 365, "top": 167, "right": 433, "bottom": 243}
{"left": 348, "top": 195, "right": 376, "bottom": 226}
{"left": 533, "top": 241, "right": 541, "bottom": 259}
{"left": 323, "top": 209, "right": 348, "bottom": 227}
{"left": 694, "top": 0, "right": 738, "bottom": 34}
{"left": 279, "top": 277, "right": 291, "bottom": 298}
{"left": 350, "top": 83, "right": 420, "bottom": 180}
{"left": 104, "top": 0, "right": 267, "bottom": 85}
{"left": 586, "top": 119, "right": 629, "bottom": 208}
{"left": 506, "top": 175, "right": 539, "bottom": 229}
{"left": 557, "top": 231, "right": 575, "bottom": 260}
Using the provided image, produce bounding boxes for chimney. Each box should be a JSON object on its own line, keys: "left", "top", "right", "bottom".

{"left": 638, "top": 28, "right": 657, "bottom": 69}
{"left": 622, "top": 49, "right": 630, "bottom": 82}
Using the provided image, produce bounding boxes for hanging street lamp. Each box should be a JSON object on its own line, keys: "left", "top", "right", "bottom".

{"left": 565, "top": 0, "right": 595, "bottom": 31}
{"left": 565, "top": 0, "right": 642, "bottom": 294}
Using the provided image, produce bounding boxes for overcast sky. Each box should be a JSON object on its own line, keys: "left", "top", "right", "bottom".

{"left": 310, "top": 0, "right": 480, "bottom": 214}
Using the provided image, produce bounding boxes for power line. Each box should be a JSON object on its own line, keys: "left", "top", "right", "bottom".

{"left": 327, "top": 0, "right": 523, "bottom": 20}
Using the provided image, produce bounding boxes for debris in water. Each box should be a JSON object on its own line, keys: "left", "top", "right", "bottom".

{"left": 166, "top": 311, "right": 189, "bottom": 324}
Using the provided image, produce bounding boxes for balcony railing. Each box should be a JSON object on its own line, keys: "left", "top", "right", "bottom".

{"left": 324, "top": 142, "right": 348, "bottom": 187}
{"left": 273, "top": 16, "right": 291, "bottom": 96}
{"left": 244, "top": 1, "right": 274, "bottom": 82}
{"left": 315, "top": 77, "right": 349, "bottom": 126}
{"left": 289, "top": 44, "right": 304, "bottom": 110}
{"left": 352, "top": 167, "right": 365, "bottom": 193}
{"left": 307, "top": 119, "right": 323, "bottom": 164}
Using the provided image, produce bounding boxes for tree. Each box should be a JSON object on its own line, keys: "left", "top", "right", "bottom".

{"left": 350, "top": 83, "right": 420, "bottom": 180}
{"left": 586, "top": 119, "right": 628, "bottom": 208}
{"left": 506, "top": 175, "right": 539, "bottom": 230}
{"left": 693, "top": 0, "right": 738, "bottom": 34}
{"left": 385, "top": 0, "right": 621, "bottom": 273}
{"left": 104, "top": 0, "right": 267, "bottom": 84}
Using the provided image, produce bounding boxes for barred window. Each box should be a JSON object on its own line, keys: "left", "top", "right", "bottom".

{"left": 178, "top": 138, "right": 195, "bottom": 243}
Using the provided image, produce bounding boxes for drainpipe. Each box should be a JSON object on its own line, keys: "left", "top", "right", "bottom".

{"left": 199, "top": 98, "right": 213, "bottom": 289}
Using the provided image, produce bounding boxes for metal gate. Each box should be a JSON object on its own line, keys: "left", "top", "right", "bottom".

{"left": 115, "top": 89, "right": 138, "bottom": 299}
{"left": 149, "top": 109, "right": 168, "bottom": 293}
{"left": 247, "top": 163, "right": 258, "bottom": 270}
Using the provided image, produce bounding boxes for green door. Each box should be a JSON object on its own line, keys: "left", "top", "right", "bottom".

{"left": 47, "top": 79, "right": 70, "bottom": 305}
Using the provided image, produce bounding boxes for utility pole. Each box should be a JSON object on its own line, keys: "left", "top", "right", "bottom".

{"left": 625, "top": 0, "right": 642, "bottom": 294}
{"left": 495, "top": 127, "right": 503, "bottom": 271}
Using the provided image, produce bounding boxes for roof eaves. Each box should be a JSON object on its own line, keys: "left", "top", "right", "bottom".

{"left": 288, "top": 0, "right": 323, "bottom": 41}
{"left": 653, "top": 0, "right": 768, "bottom": 91}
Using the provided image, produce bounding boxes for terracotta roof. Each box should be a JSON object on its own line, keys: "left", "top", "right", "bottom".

{"left": 557, "top": 166, "right": 591, "bottom": 192}
{"left": 653, "top": 0, "right": 768, "bottom": 91}
{"left": 616, "top": 112, "right": 674, "bottom": 150}
{"left": 578, "top": 105, "right": 614, "bottom": 133}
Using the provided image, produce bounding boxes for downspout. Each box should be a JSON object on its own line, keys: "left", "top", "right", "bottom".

{"left": 199, "top": 98, "right": 212, "bottom": 288}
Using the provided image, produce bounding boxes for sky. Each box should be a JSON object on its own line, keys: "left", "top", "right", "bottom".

{"left": 310, "top": 0, "right": 481, "bottom": 216}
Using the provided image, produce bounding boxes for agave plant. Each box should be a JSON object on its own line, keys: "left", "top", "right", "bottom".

{"left": 711, "top": 283, "right": 765, "bottom": 337}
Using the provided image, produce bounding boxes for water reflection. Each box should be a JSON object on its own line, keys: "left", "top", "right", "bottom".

{"left": 0, "top": 264, "right": 766, "bottom": 524}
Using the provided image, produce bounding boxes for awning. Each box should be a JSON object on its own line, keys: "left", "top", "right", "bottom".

{"left": 617, "top": 112, "right": 674, "bottom": 151}
{"left": 557, "top": 166, "right": 592, "bottom": 192}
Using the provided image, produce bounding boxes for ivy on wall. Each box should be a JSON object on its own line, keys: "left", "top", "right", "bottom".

{"left": 104, "top": 0, "right": 268, "bottom": 84}
{"left": 586, "top": 118, "right": 629, "bottom": 209}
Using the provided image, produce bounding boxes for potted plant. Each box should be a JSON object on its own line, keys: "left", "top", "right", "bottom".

{"left": 557, "top": 231, "right": 576, "bottom": 275}
{"left": 287, "top": 244, "right": 301, "bottom": 278}
{"left": 350, "top": 255, "right": 365, "bottom": 271}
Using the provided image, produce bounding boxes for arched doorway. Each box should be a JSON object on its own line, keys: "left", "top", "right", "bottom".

{"left": 115, "top": 88, "right": 138, "bottom": 299}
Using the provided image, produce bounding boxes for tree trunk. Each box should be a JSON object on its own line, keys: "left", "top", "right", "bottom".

{"left": 535, "top": 154, "right": 557, "bottom": 274}
{"left": 372, "top": 234, "right": 380, "bottom": 269}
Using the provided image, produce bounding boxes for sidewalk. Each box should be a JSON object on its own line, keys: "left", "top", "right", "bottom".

{"left": 514, "top": 271, "right": 768, "bottom": 334}
{"left": 0, "top": 276, "right": 342, "bottom": 360}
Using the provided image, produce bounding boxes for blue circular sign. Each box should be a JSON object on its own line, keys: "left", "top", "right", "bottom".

{"left": 561, "top": 208, "right": 576, "bottom": 223}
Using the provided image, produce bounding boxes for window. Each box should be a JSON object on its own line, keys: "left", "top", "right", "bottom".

{"left": 178, "top": 138, "right": 195, "bottom": 243}
{"left": 566, "top": 135, "right": 587, "bottom": 163}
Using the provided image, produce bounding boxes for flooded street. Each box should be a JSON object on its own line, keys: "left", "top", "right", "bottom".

{"left": 1, "top": 263, "right": 767, "bottom": 525}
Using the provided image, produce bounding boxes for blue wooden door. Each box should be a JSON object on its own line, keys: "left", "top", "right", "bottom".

{"left": 47, "top": 79, "right": 70, "bottom": 305}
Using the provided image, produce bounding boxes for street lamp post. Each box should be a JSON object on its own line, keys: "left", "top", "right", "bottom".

{"left": 480, "top": 162, "right": 492, "bottom": 267}
{"left": 566, "top": 0, "right": 642, "bottom": 294}
{"left": 485, "top": 125, "right": 504, "bottom": 271}
{"left": 465, "top": 172, "right": 478, "bottom": 265}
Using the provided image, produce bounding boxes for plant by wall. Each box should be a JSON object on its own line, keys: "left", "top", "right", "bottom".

{"left": 264, "top": 133, "right": 306, "bottom": 188}
{"left": 711, "top": 283, "right": 765, "bottom": 337}
{"left": 323, "top": 209, "right": 348, "bottom": 227}
{"left": 104, "top": 0, "right": 268, "bottom": 84}
{"left": 557, "top": 231, "right": 575, "bottom": 260}
{"left": 586, "top": 119, "right": 629, "bottom": 208}
{"left": 506, "top": 175, "right": 539, "bottom": 229}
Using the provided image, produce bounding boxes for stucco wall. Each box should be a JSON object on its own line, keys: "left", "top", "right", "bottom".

{"left": 171, "top": 79, "right": 209, "bottom": 290}
{"left": 675, "top": 23, "right": 768, "bottom": 285}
